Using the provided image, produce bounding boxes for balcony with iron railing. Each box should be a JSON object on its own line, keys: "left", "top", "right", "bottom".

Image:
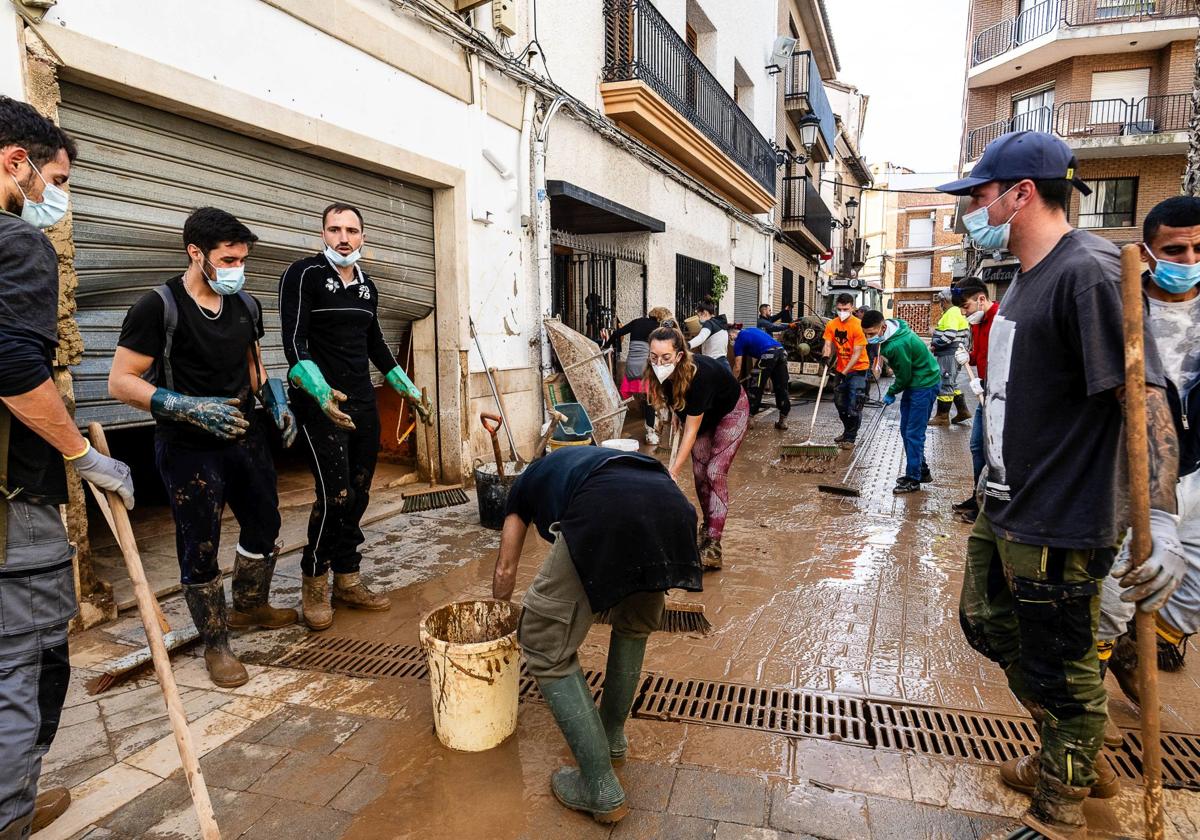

{"left": 601, "top": 0, "right": 776, "bottom": 213}
{"left": 964, "top": 92, "right": 1192, "bottom": 161}
{"left": 783, "top": 51, "right": 837, "bottom": 160}
{"left": 780, "top": 175, "right": 832, "bottom": 252}
{"left": 969, "top": 0, "right": 1197, "bottom": 85}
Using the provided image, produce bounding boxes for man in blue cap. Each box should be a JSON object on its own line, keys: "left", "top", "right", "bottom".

{"left": 942, "top": 131, "right": 1184, "bottom": 840}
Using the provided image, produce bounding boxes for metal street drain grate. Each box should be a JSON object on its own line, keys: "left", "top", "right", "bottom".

{"left": 1121, "top": 729, "right": 1200, "bottom": 790}
{"left": 273, "top": 635, "right": 429, "bottom": 680}
{"left": 633, "top": 674, "right": 869, "bottom": 746}
{"left": 867, "top": 702, "right": 1040, "bottom": 764}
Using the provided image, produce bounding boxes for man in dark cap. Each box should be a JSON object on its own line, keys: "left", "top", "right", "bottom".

{"left": 941, "top": 131, "right": 1183, "bottom": 839}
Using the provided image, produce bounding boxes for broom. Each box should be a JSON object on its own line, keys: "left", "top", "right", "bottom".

{"left": 596, "top": 599, "right": 712, "bottom": 635}
{"left": 818, "top": 403, "right": 890, "bottom": 498}
{"left": 402, "top": 392, "right": 469, "bottom": 512}
{"left": 780, "top": 362, "right": 838, "bottom": 471}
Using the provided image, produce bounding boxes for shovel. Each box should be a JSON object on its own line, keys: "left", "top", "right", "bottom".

{"left": 480, "top": 412, "right": 506, "bottom": 479}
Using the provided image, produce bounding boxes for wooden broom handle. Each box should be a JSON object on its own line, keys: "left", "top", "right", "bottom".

{"left": 86, "top": 423, "right": 221, "bottom": 840}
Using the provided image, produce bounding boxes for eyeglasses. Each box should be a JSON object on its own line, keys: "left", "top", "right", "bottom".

{"left": 649, "top": 353, "right": 681, "bottom": 366}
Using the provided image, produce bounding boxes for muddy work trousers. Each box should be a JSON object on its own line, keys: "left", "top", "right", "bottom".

{"left": 293, "top": 393, "right": 381, "bottom": 577}
{"left": 0, "top": 501, "right": 75, "bottom": 840}
{"left": 692, "top": 389, "right": 749, "bottom": 542}
{"left": 960, "top": 512, "right": 1113, "bottom": 789}
{"left": 746, "top": 348, "right": 790, "bottom": 418}
{"left": 519, "top": 527, "right": 665, "bottom": 680}
{"left": 833, "top": 370, "right": 868, "bottom": 441}
{"left": 935, "top": 353, "right": 962, "bottom": 404}
{"left": 155, "top": 426, "right": 281, "bottom": 586}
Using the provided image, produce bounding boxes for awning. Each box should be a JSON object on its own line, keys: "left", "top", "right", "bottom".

{"left": 547, "top": 180, "right": 665, "bottom": 234}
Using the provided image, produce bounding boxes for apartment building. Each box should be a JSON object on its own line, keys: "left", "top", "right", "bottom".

{"left": 962, "top": 0, "right": 1198, "bottom": 288}
{"left": 890, "top": 193, "right": 965, "bottom": 335}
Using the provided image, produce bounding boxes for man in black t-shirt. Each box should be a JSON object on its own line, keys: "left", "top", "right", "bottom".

{"left": 0, "top": 98, "right": 134, "bottom": 838}
{"left": 493, "top": 447, "right": 701, "bottom": 825}
{"left": 279, "top": 203, "right": 425, "bottom": 629}
{"left": 939, "top": 132, "right": 1184, "bottom": 838}
{"left": 110, "top": 208, "right": 298, "bottom": 689}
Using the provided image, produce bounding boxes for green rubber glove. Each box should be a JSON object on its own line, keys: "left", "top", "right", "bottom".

{"left": 385, "top": 365, "right": 422, "bottom": 402}
{"left": 288, "top": 360, "right": 355, "bottom": 431}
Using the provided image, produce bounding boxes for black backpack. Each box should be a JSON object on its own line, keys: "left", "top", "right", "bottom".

{"left": 147, "top": 284, "right": 263, "bottom": 390}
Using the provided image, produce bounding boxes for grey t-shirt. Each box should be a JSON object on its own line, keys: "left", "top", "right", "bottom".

{"left": 1147, "top": 292, "right": 1200, "bottom": 394}
{"left": 983, "top": 230, "right": 1164, "bottom": 549}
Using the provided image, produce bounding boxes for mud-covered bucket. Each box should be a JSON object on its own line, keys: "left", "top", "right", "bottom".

{"left": 474, "top": 460, "right": 521, "bottom": 530}
{"left": 419, "top": 599, "right": 521, "bottom": 752}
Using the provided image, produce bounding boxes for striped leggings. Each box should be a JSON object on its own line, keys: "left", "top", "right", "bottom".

{"left": 692, "top": 389, "right": 749, "bottom": 541}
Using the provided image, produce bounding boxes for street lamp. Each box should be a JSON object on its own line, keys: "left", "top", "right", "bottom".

{"left": 832, "top": 194, "right": 860, "bottom": 230}
{"left": 798, "top": 113, "right": 821, "bottom": 155}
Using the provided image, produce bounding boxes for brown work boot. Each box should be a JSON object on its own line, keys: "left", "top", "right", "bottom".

{"left": 1022, "top": 773, "right": 1090, "bottom": 840}
{"left": 183, "top": 578, "right": 249, "bottom": 688}
{"left": 951, "top": 393, "right": 972, "bottom": 424}
{"left": 1103, "top": 716, "right": 1124, "bottom": 750}
{"left": 333, "top": 572, "right": 391, "bottom": 611}
{"left": 30, "top": 787, "right": 70, "bottom": 832}
{"left": 928, "top": 401, "right": 951, "bottom": 427}
{"left": 302, "top": 573, "right": 334, "bottom": 630}
{"left": 700, "top": 539, "right": 722, "bottom": 571}
{"left": 228, "top": 547, "right": 298, "bottom": 630}
{"left": 1107, "top": 630, "right": 1141, "bottom": 706}
{"left": 1000, "top": 751, "right": 1120, "bottom": 799}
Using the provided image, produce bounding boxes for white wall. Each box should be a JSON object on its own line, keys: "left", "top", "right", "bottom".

{"left": 0, "top": 6, "right": 24, "bottom": 99}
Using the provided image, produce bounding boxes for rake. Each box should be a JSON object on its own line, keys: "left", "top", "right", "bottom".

{"left": 596, "top": 599, "right": 712, "bottom": 636}
{"left": 779, "top": 362, "right": 838, "bottom": 471}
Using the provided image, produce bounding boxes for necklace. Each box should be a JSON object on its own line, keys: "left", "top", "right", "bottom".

{"left": 183, "top": 271, "right": 223, "bottom": 320}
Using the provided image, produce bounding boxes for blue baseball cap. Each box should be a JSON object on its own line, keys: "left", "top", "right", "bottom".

{"left": 938, "top": 131, "right": 1091, "bottom": 197}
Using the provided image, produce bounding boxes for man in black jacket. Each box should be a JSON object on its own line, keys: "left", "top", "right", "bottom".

{"left": 493, "top": 447, "right": 702, "bottom": 825}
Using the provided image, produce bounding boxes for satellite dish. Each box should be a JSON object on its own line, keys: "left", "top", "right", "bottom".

{"left": 766, "top": 36, "right": 798, "bottom": 74}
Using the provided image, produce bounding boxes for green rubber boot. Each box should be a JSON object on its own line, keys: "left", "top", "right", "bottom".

{"left": 598, "top": 633, "right": 647, "bottom": 766}
{"left": 538, "top": 669, "right": 629, "bottom": 824}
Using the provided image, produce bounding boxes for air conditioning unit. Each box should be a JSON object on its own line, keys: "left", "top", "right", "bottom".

{"left": 1122, "top": 119, "right": 1157, "bottom": 135}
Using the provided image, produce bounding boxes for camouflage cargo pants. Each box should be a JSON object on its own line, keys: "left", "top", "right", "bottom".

{"left": 959, "top": 512, "right": 1114, "bottom": 788}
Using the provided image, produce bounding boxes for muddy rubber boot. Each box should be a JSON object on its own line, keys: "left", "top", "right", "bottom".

{"left": 928, "top": 401, "right": 951, "bottom": 427}
{"left": 183, "top": 578, "right": 249, "bottom": 688}
{"left": 599, "top": 633, "right": 647, "bottom": 766}
{"left": 644, "top": 424, "right": 660, "bottom": 446}
{"left": 1021, "top": 773, "right": 1090, "bottom": 840}
{"left": 333, "top": 572, "right": 391, "bottom": 611}
{"left": 701, "top": 539, "right": 723, "bottom": 571}
{"left": 30, "top": 787, "right": 70, "bottom": 833}
{"left": 1102, "top": 714, "right": 1124, "bottom": 749}
{"left": 539, "top": 669, "right": 628, "bottom": 824}
{"left": 951, "top": 393, "right": 972, "bottom": 424}
{"left": 1000, "top": 751, "right": 1120, "bottom": 799}
{"left": 302, "top": 573, "right": 334, "bottom": 630}
{"left": 229, "top": 548, "right": 298, "bottom": 630}
{"left": 1107, "top": 630, "right": 1141, "bottom": 706}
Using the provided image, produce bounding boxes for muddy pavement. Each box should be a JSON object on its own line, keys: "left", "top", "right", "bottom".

{"left": 47, "top": 396, "right": 1200, "bottom": 839}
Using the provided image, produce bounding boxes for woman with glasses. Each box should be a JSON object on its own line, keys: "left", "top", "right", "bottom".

{"left": 645, "top": 324, "right": 748, "bottom": 570}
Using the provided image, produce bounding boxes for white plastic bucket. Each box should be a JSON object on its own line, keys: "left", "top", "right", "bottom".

{"left": 600, "top": 438, "right": 639, "bottom": 452}
{"left": 419, "top": 599, "right": 521, "bottom": 752}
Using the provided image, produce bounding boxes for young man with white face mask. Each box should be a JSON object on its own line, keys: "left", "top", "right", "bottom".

{"left": 940, "top": 132, "right": 1183, "bottom": 839}
{"left": 822, "top": 293, "right": 870, "bottom": 447}
{"left": 1098, "top": 195, "right": 1200, "bottom": 701}
{"left": 111, "top": 207, "right": 298, "bottom": 688}
{"left": 279, "top": 203, "right": 423, "bottom": 628}
{"left": 949, "top": 277, "right": 996, "bottom": 524}
{"left": 0, "top": 96, "right": 135, "bottom": 839}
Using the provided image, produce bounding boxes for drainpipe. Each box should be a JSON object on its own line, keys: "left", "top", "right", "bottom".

{"left": 533, "top": 95, "right": 568, "bottom": 377}
{"left": 518, "top": 87, "right": 535, "bottom": 228}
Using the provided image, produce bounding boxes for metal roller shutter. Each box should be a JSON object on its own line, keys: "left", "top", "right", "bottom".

{"left": 58, "top": 83, "right": 436, "bottom": 428}
{"left": 733, "top": 268, "right": 760, "bottom": 327}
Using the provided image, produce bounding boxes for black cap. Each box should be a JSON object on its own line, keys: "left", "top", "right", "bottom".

{"left": 938, "top": 131, "right": 1091, "bottom": 196}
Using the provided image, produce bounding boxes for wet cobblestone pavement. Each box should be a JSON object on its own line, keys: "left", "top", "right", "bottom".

{"left": 48, "top": 392, "right": 1200, "bottom": 839}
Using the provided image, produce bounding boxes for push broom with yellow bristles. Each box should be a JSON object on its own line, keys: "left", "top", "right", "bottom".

{"left": 780, "top": 362, "right": 838, "bottom": 471}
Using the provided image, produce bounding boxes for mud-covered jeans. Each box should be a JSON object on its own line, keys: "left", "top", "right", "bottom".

{"left": 0, "top": 501, "right": 75, "bottom": 839}
{"left": 519, "top": 527, "right": 664, "bottom": 680}
{"left": 960, "top": 511, "right": 1113, "bottom": 788}
{"left": 293, "top": 393, "right": 381, "bottom": 577}
{"left": 155, "top": 425, "right": 281, "bottom": 586}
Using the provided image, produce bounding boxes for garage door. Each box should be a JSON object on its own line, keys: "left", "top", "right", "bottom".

{"left": 58, "top": 84, "right": 436, "bottom": 428}
{"left": 733, "top": 268, "right": 760, "bottom": 327}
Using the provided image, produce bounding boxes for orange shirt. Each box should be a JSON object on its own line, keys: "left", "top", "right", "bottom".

{"left": 822, "top": 316, "right": 870, "bottom": 373}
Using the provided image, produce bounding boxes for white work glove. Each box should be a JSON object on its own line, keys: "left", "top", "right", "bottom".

{"left": 954, "top": 347, "right": 969, "bottom": 366}
{"left": 1112, "top": 509, "right": 1186, "bottom": 612}
{"left": 72, "top": 443, "right": 136, "bottom": 510}
{"left": 969, "top": 378, "right": 984, "bottom": 397}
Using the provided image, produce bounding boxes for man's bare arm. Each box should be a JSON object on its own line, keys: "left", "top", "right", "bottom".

{"left": 1144, "top": 386, "right": 1179, "bottom": 514}
{"left": 2, "top": 379, "right": 88, "bottom": 456}
{"left": 492, "top": 514, "right": 530, "bottom": 601}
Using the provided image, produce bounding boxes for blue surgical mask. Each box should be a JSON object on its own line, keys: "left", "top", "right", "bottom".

{"left": 14, "top": 160, "right": 69, "bottom": 229}
{"left": 205, "top": 261, "right": 245, "bottom": 296}
{"left": 962, "top": 184, "right": 1019, "bottom": 251}
{"left": 324, "top": 245, "right": 361, "bottom": 268}
{"left": 867, "top": 335, "right": 884, "bottom": 345}
{"left": 1149, "top": 250, "right": 1200, "bottom": 294}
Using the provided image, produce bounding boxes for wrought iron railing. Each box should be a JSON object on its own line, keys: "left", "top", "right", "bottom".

{"left": 603, "top": 0, "right": 776, "bottom": 194}
{"left": 783, "top": 51, "right": 837, "bottom": 154}
{"left": 965, "top": 93, "right": 1192, "bottom": 159}
{"left": 971, "top": 0, "right": 1196, "bottom": 66}
{"left": 781, "top": 176, "right": 832, "bottom": 251}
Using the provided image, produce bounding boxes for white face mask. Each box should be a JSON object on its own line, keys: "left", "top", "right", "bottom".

{"left": 324, "top": 244, "right": 361, "bottom": 268}
{"left": 837, "top": 310, "right": 851, "bottom": 321}
{"left": 652, "top": 363, "right": 676, "bottom": 383}
{"left": 966, "top": 309, "right": 986, "bottom": 325}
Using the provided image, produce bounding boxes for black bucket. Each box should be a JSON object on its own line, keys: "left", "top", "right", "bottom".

{"left": 474, "top": 460, "right": 522, "bottom": 530}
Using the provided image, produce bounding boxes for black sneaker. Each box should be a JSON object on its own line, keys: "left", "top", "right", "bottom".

{"left": 919, "top": 467, "right": 933, "bottom": 483}
{"left": 952, "top": 496, "right": 978, "bottom": 513}
{"left": 893, "top": 477, "right": 921, "bottom": 494}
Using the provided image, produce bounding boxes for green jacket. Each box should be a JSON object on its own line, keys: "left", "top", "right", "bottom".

{"left": 880, "top": 319, "right": 941, "bottom": 397}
